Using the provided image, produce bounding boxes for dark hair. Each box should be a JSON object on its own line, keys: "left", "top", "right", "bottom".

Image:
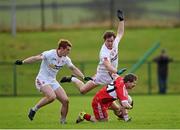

{"left": 124, "top": 73, "right": 137, "bottom": 83}
{"left": 103, "top": 31, "right": 116, "bottom": 40}
{"left": 58, "top": 39, "right": 72, "bottom": 49}
{"left": 161, "top": 49, "right": 166, "bottom": 54}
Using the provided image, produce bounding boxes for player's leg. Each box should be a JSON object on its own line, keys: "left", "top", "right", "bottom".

{"left": 79, "top": 80, "right": 97, "bottom": 94}
{"left": 110, "top": 101, "right": 131, "bottom": 122}
{"left": 54, "top": 87, "right": 69, "bottom": 124}
{"left": 76, "top": 112, "right": 97, "bottom": 123}
{"left": 28, "top": 85, "right": 56, "bottom": 120}
{"left": 110, "top": 101, "right": 125, "bottom": 120}
{"left": 60, "top": 76, "right": 97, "bottom": 94}
{"left": 109, "top": 101, "right": 121, "bottom": 116}
{"left": 71, "top": 78, "right": 97, "bottom": 94}
{"left": 35, "top": 85, "right": 57, "bottom": 108}
{"left": 92, "top": 99, "right": 108, "bottom": 122}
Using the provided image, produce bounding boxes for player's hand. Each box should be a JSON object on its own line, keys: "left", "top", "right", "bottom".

{"left": 84, "top": 76, "right": 93, "bottom": 81}
{"left": 121, "top": 101, "right": 132, "bottom": 109}
{"left": 117, "top": 68, "right": 127, "bottom": 75}
{"left": 15, "top": 60, "right": 23, "bottom": 65}
{"left": 117, "top": 10, "right": 124, "bottom": 21}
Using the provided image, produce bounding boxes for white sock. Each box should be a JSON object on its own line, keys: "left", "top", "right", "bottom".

{"left": 123, "top": 114, "right": 129, "bottom": 121}
{"left": 60, "top": 118, "right": 66, "bottom": 124}
{"left": 32, "top": 105, "right": 38, "bottom": 112}
{"left": 71, "top": 77, "right": 79, "bottom": 82}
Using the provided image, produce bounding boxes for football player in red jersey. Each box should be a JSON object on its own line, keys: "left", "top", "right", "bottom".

{"left": 76, "top": 73, "right": 137, "bottom": 123}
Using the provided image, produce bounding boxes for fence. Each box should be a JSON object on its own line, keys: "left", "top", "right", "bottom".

{"left": 0, "top": 60, "right": 180, "bottom": 96}
{"left": 0, "top": 0, "right": 180, "bottom": 32}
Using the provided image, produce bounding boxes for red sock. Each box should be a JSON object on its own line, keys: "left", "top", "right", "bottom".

{"left": 84, "top": 114, "right": 91, "bottom": 121}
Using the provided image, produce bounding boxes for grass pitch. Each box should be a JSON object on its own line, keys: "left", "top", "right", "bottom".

{"left": 0, "top": 95, "right": 180, "bottom": 129}
{"left": 1, "top": 28, "right": 180, "bottom": 95}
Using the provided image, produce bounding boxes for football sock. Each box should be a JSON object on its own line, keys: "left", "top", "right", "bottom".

{"left": 123, "top": 114, "right": 129, "bottom": 121}
{"left": 60, "top": 118, "right": 66, "bottom": 124}
{"left": 84, "top": 114, "right": 91, "bottom": 121}
{"left": 32, "top": 105, "right": 38, "bottom": 112}
{"left": 71, "top": 77, "right": 79, "bottom": 82}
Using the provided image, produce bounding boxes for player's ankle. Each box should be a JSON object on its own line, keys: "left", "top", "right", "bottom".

{"left": 71, "top": 77, "right": 78, "bottom": 82}
{"left": 84, "top": 113, "right": 91, "bottom": 121}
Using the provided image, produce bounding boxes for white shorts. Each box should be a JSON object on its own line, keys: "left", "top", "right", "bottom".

{"left": 35, "top": 76, "right": 61, "bottom": 91}
{"left": 93, "top": 72, "right": 118, "bottom": 85}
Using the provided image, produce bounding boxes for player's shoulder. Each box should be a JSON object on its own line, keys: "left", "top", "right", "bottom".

{"left": 115, "top": 77, "right": 124, "bottom": 86}
{"left": 100, "top": 44, "right": 110, "bottom": 54}
{"left": 43, "top": 49, "right": 57, "bottom": 58}
{"left": 116, "top": 76, "right": 123, "bottom": 81}
{"left": 43, "top": 49, "right": 55, "bottom": 54}
{"left": 63, "top": 56, "right": 72, "bottom": 63}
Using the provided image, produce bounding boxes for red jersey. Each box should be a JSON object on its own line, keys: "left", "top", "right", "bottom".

{"left": 94, "top": 77, "right": 128, "bottom": 104}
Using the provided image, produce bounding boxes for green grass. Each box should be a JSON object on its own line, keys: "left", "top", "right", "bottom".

{"left": 1, "top": 28, "right": 180, "bottom": 95}
{"left": 0, "top": 95, "right": 180, "bottom": 128}
{"left": 1, "top": 28, "right": 180, "bottom": 61}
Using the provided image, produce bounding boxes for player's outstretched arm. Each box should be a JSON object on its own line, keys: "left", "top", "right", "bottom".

{"left": 69, "top": 65, "right": 84, "bottom": 79}
{"left": 69, "top": 65, "right": 92, "bottom": 81}
{"left": 116, "top": 10, "right": 124, "bottom": 39}
{"left": 15, "top": 54, "right": 43, "bottom": 65}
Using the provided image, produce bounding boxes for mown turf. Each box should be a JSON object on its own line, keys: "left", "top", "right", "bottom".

{"left": 0, "top": 95, "right": 180, "bottom": 129}
{"left": 1, "top": 28, "right": 180, "bottom": 95}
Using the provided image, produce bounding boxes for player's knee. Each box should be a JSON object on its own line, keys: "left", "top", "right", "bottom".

{"left": 79, "top": 88, "right": 87, "bottom": 95}
{"left": 48, "top": 94, "right": 56, "bottom": 102}
{"left": 62, "top": 98, "right": 69, "bottom": 105}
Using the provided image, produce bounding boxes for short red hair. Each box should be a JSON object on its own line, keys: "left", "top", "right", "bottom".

{"left": 58, "top": 39, "right": 72, "bottom": 49}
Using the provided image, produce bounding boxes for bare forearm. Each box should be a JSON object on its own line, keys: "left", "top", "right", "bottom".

{"left": 106, "top": 64, "right": 117, "bottom": 74}
{"left": 23, "top": 56, "right": 42, "bottom": 64}
{"left": 72, "top": 66, "right": 85, "bottom": 79}
{"left": 117, "top": 21, "right": 124, "bottom": 38}
{"left": 104, "top": 60, "right": 117, "bottom": 74}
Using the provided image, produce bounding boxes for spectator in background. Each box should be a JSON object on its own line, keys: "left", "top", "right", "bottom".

{"left": 153, "top": 49, "right": 173, "bottom": 94}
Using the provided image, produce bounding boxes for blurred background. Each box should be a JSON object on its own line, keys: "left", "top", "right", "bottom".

{"left": 0, "top": 0, "right": 180, "bottom": 96}
{"left": 0, "top": 0, "right": 179, "bottom": 31}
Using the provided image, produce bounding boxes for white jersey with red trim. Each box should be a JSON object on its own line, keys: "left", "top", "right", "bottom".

{"left": 97, "top": 36, "right": 120, "bottom": 74}
{"left": 37, "top": 49, "right": 73, "bottom": 79}
{"left": 93, "top": 36, "right": 121, "bottom": 85}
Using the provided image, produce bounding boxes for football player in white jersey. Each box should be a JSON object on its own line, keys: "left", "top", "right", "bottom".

{"left": 60, "top": 10, "right": 125, "bottom": 94}
{"left": 15, "top": 39, "right": 90, "bottom": 124}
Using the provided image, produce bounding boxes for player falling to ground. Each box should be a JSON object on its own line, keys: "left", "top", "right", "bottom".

{"left": 60, "top": 10, "right": 125, "bottom": 94}
{"left": 14, "top": 39, "right": 91, "bottom": 124}
{"left": 76, "top": 73, "right": 137, "bottom": 123}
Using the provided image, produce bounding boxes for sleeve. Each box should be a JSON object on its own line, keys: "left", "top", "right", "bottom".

{"left": 116, "top": 84, "right": 128, "bottom": 102}
{"left": 65, "top": 56, "right": 74, "bottom": 68}
{"left": 41, "top": 50, "right": 50, "bottom": 60}
{"left": 114, "top": 36, "right": 121, "bottom": 48}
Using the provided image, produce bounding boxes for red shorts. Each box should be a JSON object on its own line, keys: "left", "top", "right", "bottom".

{"left": 92, "top": 97, "right": 112, "bottom": 120}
